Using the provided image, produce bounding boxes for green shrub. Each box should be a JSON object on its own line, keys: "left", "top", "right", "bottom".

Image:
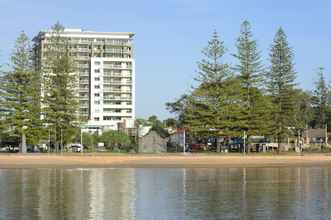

{"left": 99, "top": 130, "right": 132, "bottom": 151}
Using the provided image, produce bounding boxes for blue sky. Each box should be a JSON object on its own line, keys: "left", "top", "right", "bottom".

{"left": 1, "top": 0, "right": 331, "bottom": 119}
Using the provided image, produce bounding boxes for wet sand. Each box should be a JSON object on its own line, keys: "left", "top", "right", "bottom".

{"left": 1, "top": 153, "right": 331, "bottom": 168}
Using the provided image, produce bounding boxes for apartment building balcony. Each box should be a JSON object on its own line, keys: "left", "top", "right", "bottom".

{"left": 122, "top": 81, "right": 132, "bottom": 85}
{"left": 103, "top": 81, "right": 119, "bottom": 85}
{"left": 79, "top": 107, "right": 89, "bottom": 112}
{"left": 121, "top": 90, "right": 132, "bottom": 94}
{"left": 103, "top": 65, "right": 123, "bottom": 69}
{"left": 103, "top": 104, "right": 132, "bottom": 108}
{"left": 79, "top": 113, "right": 89, "bottom": 118}
{"left": 77, "top": 64, "right": 89, "bottom": 68}
{"left": 103, "top": 81, "right": 132, "bottom": 85}
{"left": 104, "top": 48, "right": 122, "bottom": 53}
{"left": 103, "top": 112, "right": 133, "bottom": 117}
{"left": 75, "top": 56, "right": 90, "bottom": 61}
{"left": 79, "top": 73, "right": 89, "bottom": 77}
{"left": 79, "top": 103, "right": 89, "bottom": 108}
{"left": 103, "top": 73, "right": 122, "bottom": 78}
{"left": 79, "top": 80, "right": 89, "bottom": 84}
{"left": 91, "top": 41, "right": 106, "bottom": 45}
{"left": 103, "top": 97, "right": 132, "bottom": 101}
{"left": 69, "top": 39, "right": 91, "bottom": 44}
{"left": 72, "top": 48, "right": 90, "bottom": 52}
{"left": 103, "top": 88, "right": 121, "bottom": 93}
{"left": 79, "top": 96, "right": 89, "bottom": 100}
{"left": 79, "top": 88, "right": 89, "bottom": 92}
{"left": 105, "top": 90, "right": 131, "bottom": 94}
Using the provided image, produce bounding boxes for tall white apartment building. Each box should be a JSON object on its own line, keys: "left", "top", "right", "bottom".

{"left": 33, "top": 28, "right": 135, "bottom": 131}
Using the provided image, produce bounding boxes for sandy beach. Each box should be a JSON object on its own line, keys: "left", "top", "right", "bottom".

{"left": 0, "top": 153, "right": 331, "bottom": 168}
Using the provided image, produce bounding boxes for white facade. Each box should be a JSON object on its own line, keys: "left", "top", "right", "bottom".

{"left": 88, "top": 57, "right": 135, "bottom": 130}
{"left": 34, "top": 28, "right": 135, "bottom": 131}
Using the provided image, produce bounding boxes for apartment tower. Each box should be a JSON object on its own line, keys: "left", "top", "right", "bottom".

{"left": 33, "top": 28, "right": 135, "bottom": 131}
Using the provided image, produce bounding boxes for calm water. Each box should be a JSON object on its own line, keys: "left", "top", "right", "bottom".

{"left": 0, "top": 167, "right": 331, "bottom": 220}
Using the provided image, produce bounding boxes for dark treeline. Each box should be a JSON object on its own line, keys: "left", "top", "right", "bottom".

{"left": 166, "top": 21, "right": 330, "bottom": 149}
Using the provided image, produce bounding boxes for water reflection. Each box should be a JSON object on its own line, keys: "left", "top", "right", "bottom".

{"left": 0, "top": 167, "right": 330, "bottom": 220}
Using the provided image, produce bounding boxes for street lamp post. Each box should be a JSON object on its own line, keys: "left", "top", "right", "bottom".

{"left": 48, "top": 128, "right": 51, "bottom": 153}
{"left": 21, "top": 126, "right": 28, "bottom": 154}
{"left": 183, "top": 129, "right": 186, "bottom": 154}
{"left": 60, "top": 128, "right": 63, "bottom": 154}
{"left": 243, "top": 130, "right": 246, "bottom": 155}
{"left": 80, "top": 128, "right": 83, "bottom": 145}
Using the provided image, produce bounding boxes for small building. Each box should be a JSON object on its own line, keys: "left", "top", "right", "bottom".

{"left": 138, "top": 127, "right": 168, "bottom": 153}
{"left": 168, "top": 128, "right": 185, "bottom": 152}
{"left": 118, "top": 119, "right": 139, "bottom": 143}
{"left": 304, "top": 128, "right": 331, "bottom": 144}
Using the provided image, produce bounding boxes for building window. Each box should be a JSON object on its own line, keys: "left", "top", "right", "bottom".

{"left": 94, "top": 61, "right": 101, "bottom": 65}
{"left": 95, "top": 85, "right": 100, "bottom": 89}
{"left": 94, "top": 117, "right": 99, "bottom": 121}
{"left": 103, "top": 116, "right": 111, "bottom": 121}
{"left": 103, "top": 116, "right": 121, "bottom": 121}
{"left": 95, "top": 69, "right": 100, "bottom": 73}
{"left": 95, "top": 77, "right": 100, "bottom": 81}
{"left": 94, "top": 100, "right": 100, "bottom": 104}
{"left": 94, "top": 93, "right": 100, "bottom": 97}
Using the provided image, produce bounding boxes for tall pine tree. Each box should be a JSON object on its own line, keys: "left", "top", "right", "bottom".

{"left": 195, "top": 30, "right": 231, "bottom": 84}
{"left": 0, "top": 32, "right": 43, "bottom": 153}
{"left": 184, "top": 31, "right": 232, "bottom": 137}
{"left": 42, "top": 22, "right": 79, "bottom": 151}
{"left": 233, "top": 20, "right": 267, "bottom": 137}
{"left": 311, "top": 67, "right": 329, "bottom": 128}
{"left": 183, "top": 31, "right": 247, "bottom": 152}
{"left": 266, "top": 28, "right": 297, "bottom": 151}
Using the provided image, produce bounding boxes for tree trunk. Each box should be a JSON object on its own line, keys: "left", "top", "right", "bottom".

{"left": 21, "top": 132, "right": 27, "bottom": 154}
{"left": 277, "top": 135, "right": 280, "bottom": 154}
{"left": 216, "top": 143, "right": 221, "bottom": 153}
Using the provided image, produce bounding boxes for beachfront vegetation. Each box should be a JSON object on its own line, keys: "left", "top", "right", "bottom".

{"left": 0, "top": 22, "right": 80, "bottom": 152}
{"left": 0, "top": 32, "right": 43, "bottom": 152}
{"left": 266, "top": 28, "right": 297, "bottom": 151}
{"left": 42, "top": 22, "right": 80, "bottom": 151}
{"left": 1, "top": 20, "right": 331, "bottom": 152}
{"left": 167, "top": 20, "right": 331, "bottom": 148}
{"left": 99, "top": 130, "right": 132, "bottom": 151}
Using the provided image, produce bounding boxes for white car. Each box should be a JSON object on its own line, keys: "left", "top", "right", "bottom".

{"left": 0, "top": 146, "right": 9, "bottom": 152}
{"left": 69, "top": 144, "right": 84, "bottom": 152}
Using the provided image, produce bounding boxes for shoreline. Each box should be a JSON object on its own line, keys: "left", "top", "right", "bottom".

{"left": 1, "top": 153, "right": 331, "bottom": 169}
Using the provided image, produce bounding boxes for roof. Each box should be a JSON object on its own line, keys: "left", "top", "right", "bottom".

{"left": 138, "top": 126, "right": 152, "bottom": 138}
{"left": 138, "top": 126, "right": 169, "bottom": 139}
{"left": 34, "top": 28, "right": 135, "bottom": 40}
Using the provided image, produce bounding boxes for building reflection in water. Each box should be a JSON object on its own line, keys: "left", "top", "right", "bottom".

{"left": 0, "top": 168, "right": 137, "bottom": 220}
{"left": 0, "top": 167, "right": 330, "bottom": 219}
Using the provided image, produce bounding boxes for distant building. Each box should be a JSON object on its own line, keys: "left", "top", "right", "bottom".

{"left": 168, "top": 128, "right": 185, "bottom": 149}
{"left": 304, "top": 128, "right": 331, "bottom": 144}
{"left": 33, "top": 28, "right": 135, "bottom": 132}
{"left": 138, "top": 127, "right": 168, "bottom": 153}
{"left": 118, "top": 118, "right": 139, "bottom": 143}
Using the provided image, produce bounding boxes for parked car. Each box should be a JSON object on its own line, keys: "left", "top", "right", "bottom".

{"left": 0, "top": 146, "right": 10, "bottom": 152}
{"left": 8, "top": 146, "right": 19, "bottom": 153}
{"left": 187, "top": 143, "right": 205, "bottom": 152}
{"left": 229, "top": 138, "right": 244, "bottom": 152}
{"left": 27, "top": 145, "right": 40, "bottom": 153}
{"left": 69, "top": 143, "right": 84, "bottom": 152}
